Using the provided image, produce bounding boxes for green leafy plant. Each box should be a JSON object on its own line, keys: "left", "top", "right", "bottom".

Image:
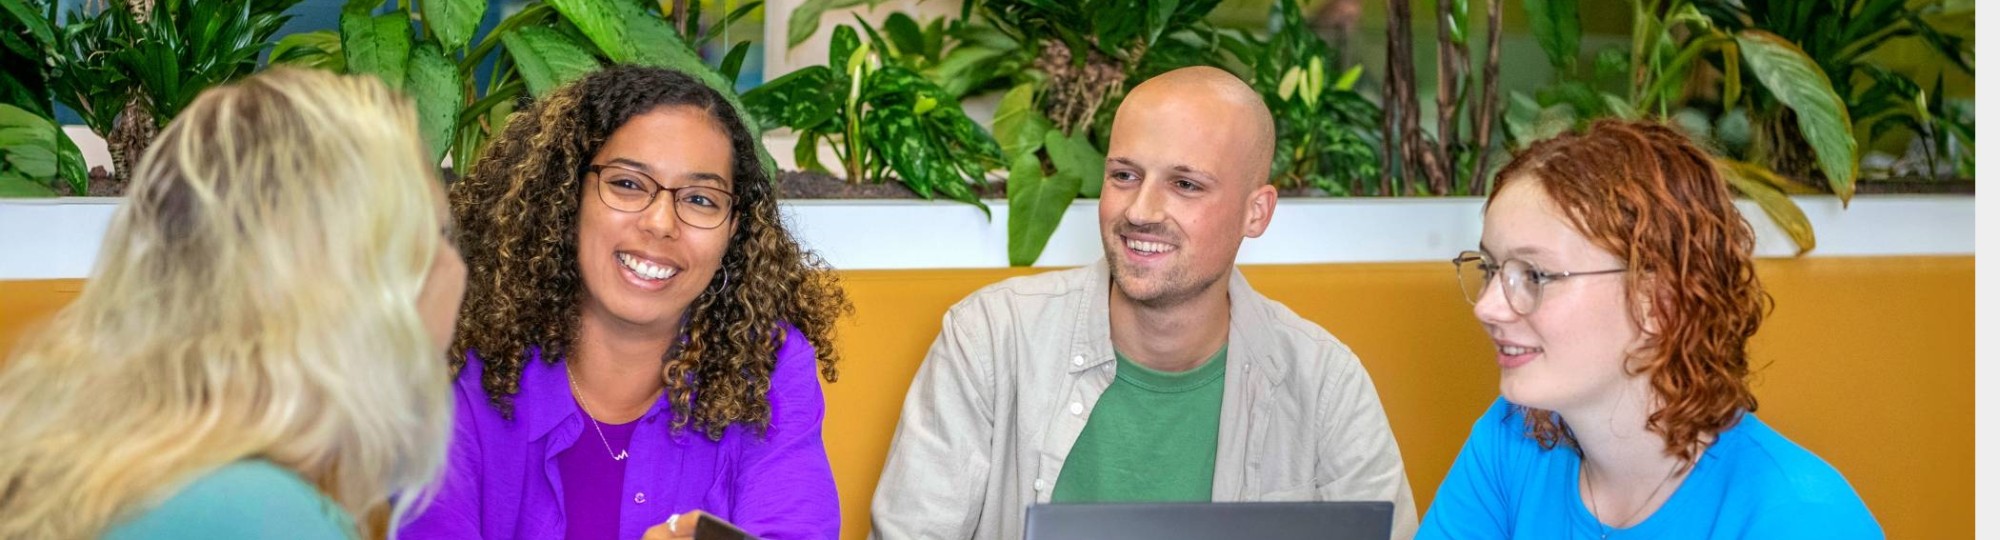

{"left": 0, "top": 0, "right": 55, "bottom": 118}
{"left": 979, "top": 0, "right": 1242, "bottom": 266}
{"left": 1380, "top": 0, "right": 1507, "bottom": 196}
{"left": 276, "top": 0, "right": 768, "bottom": 174}
{"left": 743, "top": 25, "right": 1004, "bottom": 210}
{"left": 1510, "top": 0, "right": 1876, "bottom": 254}
{"left": 1706, "top": 0, "right": 1973, "bottom": 182}
{"left": 0, "top": 104, "right": 88, "bottom": 197}
{"left": 992, "top": 81, "right": 1103, "bottom": 266}
{"left": 786, "top": 1, "right": 1245, "bottom": 266}
{"left": 46, "top": 0, "right": 302, "bottom": 191}
{"left": 663, "top": 0, "right": 766, "bottom": 86}
{"left": 0, "top": 0, "right": 92, "bottom": 198}
{"left": 1250, "top": 0, "right": 1380, "bottom": 196}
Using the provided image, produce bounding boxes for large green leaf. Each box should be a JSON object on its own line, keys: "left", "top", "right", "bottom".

{"left": 629, "top": 6, "right": 782, "bottom": 178}
{"left": 1006, "top": 151, "right": 1078, "bottom": 266}
{"left": 793, "top": 129, "right": 829, "bottom": 173}
{"left": 422, "top": 0, "right": 485, "bottom": 50}
{"left": 1736, "top": 30, "right": 1856, "bottom": 203}
{"left": 500, "top": 26, "right": 600, "bottom": 97}
{"left": 342, "top": 3, "right": 412, "bottom": 90}
{"left": 0, "top": 173, "right": 57, "bottom": 197}
{"left": 54, "top": 126, "right": 85, "bottom": 195}
{"left": 271, "top": 30, "right": 346, "bottom": 71}
{"left": 1044, "top": 128, "right": 1104, "bottom": 198}
{"left": 407, "top": 43, "right": 460, "bottom": 165}
{"left": 829, "top": 25, "right": 861, "bottom": 74}
{"left": 0, "top": 0, "right": 52, "bottom": 49}
{"left": 545, "top": 0, "right": 632, "bottom": 62}
{"left": 4, "top": 139, "right": 55, "bottom": 178}
{"left": 619, "top": 1, "right": 694, "bottom": 69}
{"left": 1523, "top": 0, "right": 1580, "bottom": 75}
{"left": 786, "top": 0, "right": 871, "bottom": 48}
{"left": 718, "top": 41, "right": 751, "bottom": 85}
{"left": 1144, "top": 0, "right": 1181, "bottom": 46}
{"left": 742, "top": 66, "right": 839, "bottom": 131}
{"left": 930, "top": 41, "right": 1014, "bottom": 97}
{"left": 0, "top": 104, "right": 58, "bottom": 183}
{"left": 991, "top": 83, "right": 1050, "bottom": 161}
{"left": 1717, "top": 157, "right": 1815, "bottom": 255}
{"left": 882, "top": 12, "right": 925, "bottom": 60}
{"left": 0, "top": 103, "right": 51, "bottom": 146}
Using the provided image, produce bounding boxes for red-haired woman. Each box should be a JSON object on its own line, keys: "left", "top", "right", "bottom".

{"left": 1418, "top": 119, "right": 1881, "bottom": 539}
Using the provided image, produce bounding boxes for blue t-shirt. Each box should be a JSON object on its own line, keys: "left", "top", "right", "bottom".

{"left": 1417, "top": 399, "right": 1882, "bottom": 540}
{"left": 105, "top": 459, "right": 354, "bottom": 540}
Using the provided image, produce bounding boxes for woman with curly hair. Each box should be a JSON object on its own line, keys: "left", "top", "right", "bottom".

{"left": 1417, "top": 119, "right": 1880, "bottom": 539}
{"left": 401, "top": 66, "right": 850, "bottom": 540}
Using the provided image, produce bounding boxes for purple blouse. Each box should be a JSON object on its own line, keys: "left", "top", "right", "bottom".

{"left": 558, "top": 417, "right": 635, "bottom": 540}
{"left": 400, "top": 323, "right": 840, "bottom": 539}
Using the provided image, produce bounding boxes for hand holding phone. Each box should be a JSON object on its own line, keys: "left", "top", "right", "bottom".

{"left": 642, "top": 510, "right": 759, "bottom": 540}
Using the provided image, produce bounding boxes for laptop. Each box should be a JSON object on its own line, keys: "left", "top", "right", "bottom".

{"left": 1024, "top": 501, "right": 1394, "bottom": 540}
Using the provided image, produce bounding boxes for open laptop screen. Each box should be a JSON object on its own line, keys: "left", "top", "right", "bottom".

{"left": 1024, "top": 501, "right": 1394, "bottom": 540}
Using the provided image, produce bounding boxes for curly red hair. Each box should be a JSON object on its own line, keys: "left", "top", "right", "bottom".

{"left": 1490, "top": 119, "right": 1769, "bottom": 464}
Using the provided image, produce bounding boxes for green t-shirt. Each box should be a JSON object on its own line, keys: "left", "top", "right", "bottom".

{"left": 105, "top": 459, "right": 355, "bottom": 540}
{"left": 1052, "top": 344, "right": 1228, "bottom": 502}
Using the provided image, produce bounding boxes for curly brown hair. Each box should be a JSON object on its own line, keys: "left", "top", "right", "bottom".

{"left": 448, "top": 65, "right": 851, "bottom": 438}
{"left": 1490, "top": 119, "right": 1769, "bottom": 465}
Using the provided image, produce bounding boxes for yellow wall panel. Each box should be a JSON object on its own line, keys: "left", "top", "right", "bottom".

{"left": 0, "top": 257, "right": 1970, "bottom": 539}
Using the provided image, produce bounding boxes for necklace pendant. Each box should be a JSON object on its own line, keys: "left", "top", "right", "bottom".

{"left": 613, "top": 450, "right": 629, "bottom": 461}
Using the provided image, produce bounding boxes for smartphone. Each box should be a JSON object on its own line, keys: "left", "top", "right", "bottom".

{"left": 694, "top": 513, "right": 759, "bottom": 540}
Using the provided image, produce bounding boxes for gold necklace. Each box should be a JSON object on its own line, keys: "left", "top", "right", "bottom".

{"left": 1579, "top": 457, "right": 1688, "bottom": 539}
{"left": 566, "top": 363, "right": 629, "bottom": 461}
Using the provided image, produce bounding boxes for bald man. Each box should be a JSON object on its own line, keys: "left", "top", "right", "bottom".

{"left": 870, "top": 67, "right": 1416, "bottom": 540}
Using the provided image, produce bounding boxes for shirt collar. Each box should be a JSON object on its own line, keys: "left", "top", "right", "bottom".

{"left": 1071, "top": 259, "right": 1290, "bottom": 383}
{"left": 517, "top": 347, "right": 678, "bottom": 444}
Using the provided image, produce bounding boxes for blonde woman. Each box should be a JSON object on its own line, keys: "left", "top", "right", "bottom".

{"left": 0, "top": 67, "right": 466, "bottom": 539}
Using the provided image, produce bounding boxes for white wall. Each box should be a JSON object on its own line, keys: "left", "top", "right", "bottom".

{"left": 0, "top": 194, "right": 1974, "bottom": 279}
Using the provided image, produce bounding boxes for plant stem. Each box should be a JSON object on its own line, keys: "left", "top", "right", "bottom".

{"left": 410, "top": 0, "right": 430, "bottom": 41}
{"left": 1639, "top": 32, "right": 1726, "bottom": 112}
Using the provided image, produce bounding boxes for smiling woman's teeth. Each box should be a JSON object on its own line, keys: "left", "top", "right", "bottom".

{"left": 618, "top": 253, "right": 676, "bottom": 281}
{"left": 1126, "top": 239, "right": 1171, "bottom": 254}
{"left": 1499, "top": 345, "right": 1541, "bottom": 356}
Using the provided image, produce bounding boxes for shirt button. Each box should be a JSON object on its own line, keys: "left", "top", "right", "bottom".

{"left": 1071, "top": 355, "right": 1085, "bottom": 367}
{"left": 634, "top": 492, "right": 646, "bottom": 504}
{"left": 1034, "top": 478, "right": 1048, "bottom": 491}
{"left": 1069, "top": 402, "right": 1083, "bottom": 415}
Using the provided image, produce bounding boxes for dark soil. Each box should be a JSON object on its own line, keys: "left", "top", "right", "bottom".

{"left": 70, "top": 166, "right": 1974, "bottom": 198}
{"left": 775, "top": 170, "right": 1007, "bottom": 200}
{"left": 1852, "top": 177, "right": 1975, "bottom": 195}
{"left": 773, "top": 170, "right": 1349, "bottom": 200}
{"left": 72, "top": 167, "right": 123, "bottom": 197}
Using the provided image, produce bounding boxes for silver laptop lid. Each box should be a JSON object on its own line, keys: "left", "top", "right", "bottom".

{"left": 1024, "top": 501, "right": 1394, "bottom": 540}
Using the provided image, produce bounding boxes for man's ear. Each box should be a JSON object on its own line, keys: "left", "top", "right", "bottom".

{"left": 1244, "top": 183, "right": 1277, "bottom": 238}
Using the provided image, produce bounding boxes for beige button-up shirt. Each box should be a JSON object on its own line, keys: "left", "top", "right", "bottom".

{"left": 870, "top": 260, "right": 1417, "bottom": 540}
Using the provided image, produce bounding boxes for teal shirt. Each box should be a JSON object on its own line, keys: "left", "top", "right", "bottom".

{"left": 106, "top": 459, "right": 355, "bottom": 540}
{"left": 1052, "top": 345, "right": 1228, "bottom": 502}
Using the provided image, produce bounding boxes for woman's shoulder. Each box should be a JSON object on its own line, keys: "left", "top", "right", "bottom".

{"left": 105, "top": 459, "right": 354, "bottom": 540}
{"left": 1711, "top": 413, "right": 1873, "bottom": 506}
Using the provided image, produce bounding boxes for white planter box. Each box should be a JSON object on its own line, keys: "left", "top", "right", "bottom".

{"left": 19, "top": 126, "right": 1974, "bottom": 277}
{"left": 0, "top": 194, "right": 1974, "bottom": 279}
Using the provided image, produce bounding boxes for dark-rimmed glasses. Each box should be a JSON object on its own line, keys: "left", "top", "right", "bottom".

{"left": 587, "top": 164, "right": 735, "bottom": 230}
{"left": 1452, "top": 250, "right": 1625, "bottom": 315}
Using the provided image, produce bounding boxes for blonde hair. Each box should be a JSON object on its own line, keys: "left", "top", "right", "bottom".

{"left": 0, "top": 67, "right": 452, "bottom": 538}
